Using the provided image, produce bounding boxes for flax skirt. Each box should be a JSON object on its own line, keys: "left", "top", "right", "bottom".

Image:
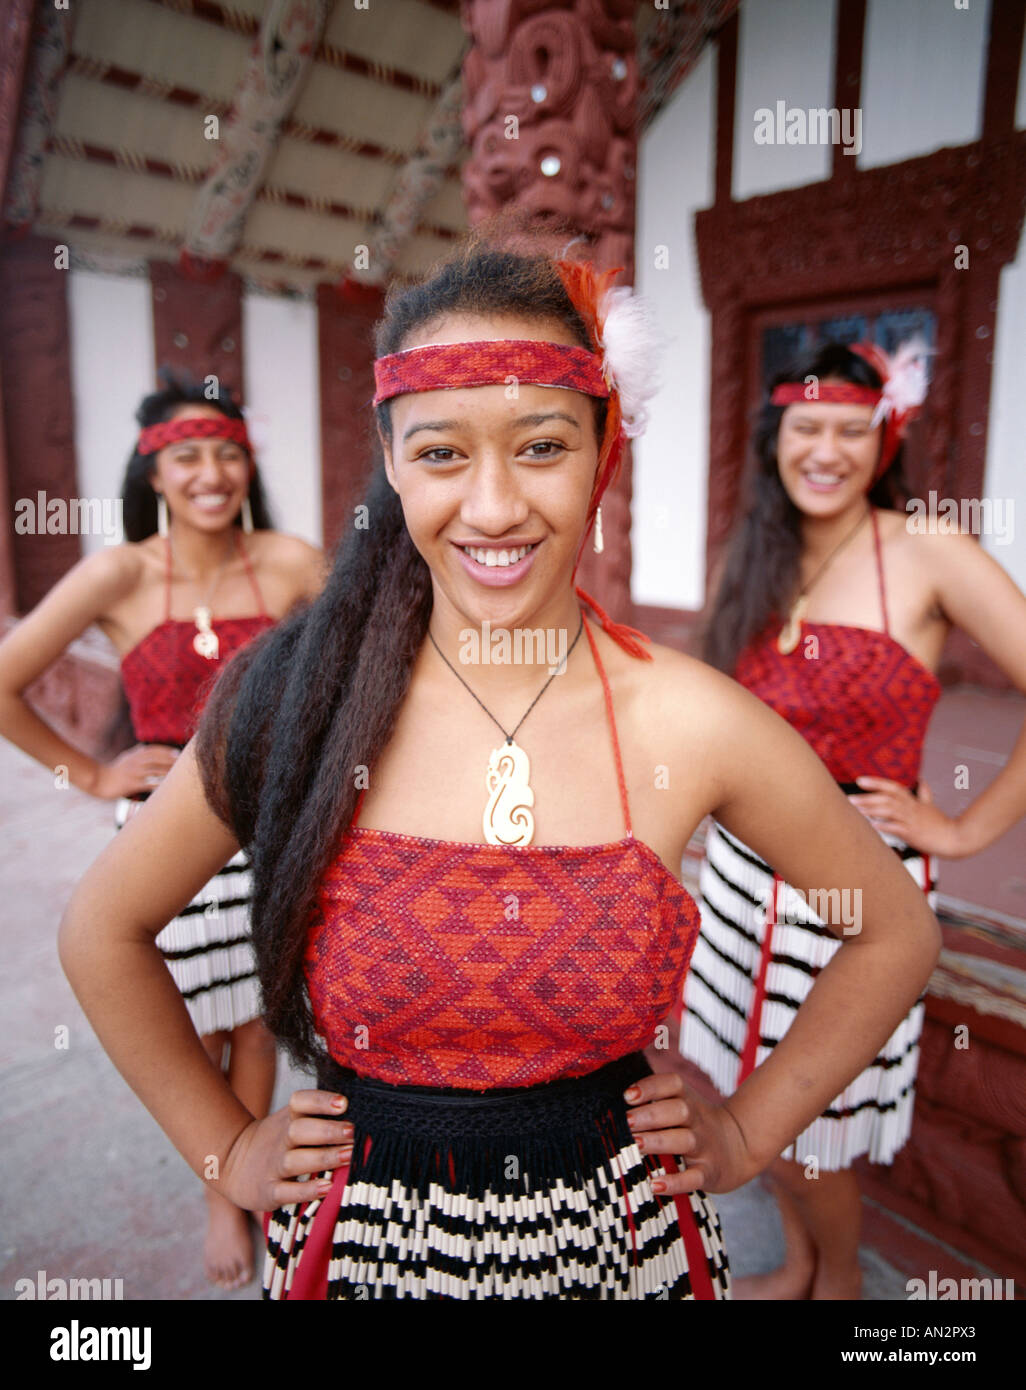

{"left": 264, "top": 1052, "right": 732, "bottom": 1301}
{"left": 113, "top": 795, "right": 261, "bottom": 1037}
{"left": 681, "top": 819, "right": 934, "bottom": 1170}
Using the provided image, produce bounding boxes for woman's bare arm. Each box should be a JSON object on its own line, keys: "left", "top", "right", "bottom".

{"left": 57, "top": 738, "right": 351, "bottom": 1206}
{"left": 58, "top": 741, "right": 254, "bottom": 1167}
{"left": 0, "top": 546, "right": 173, "bottom": 795}
{"left": 664, "top": 669, "right": 940, "bottom": 1179}
{"left": 851, "top": 533, "right": 1026, "bottom": 857}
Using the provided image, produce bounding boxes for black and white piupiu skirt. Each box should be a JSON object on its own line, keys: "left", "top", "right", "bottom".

{"left": 263, "top": 1051, "right": 732, "bottom": 1300}
{"left": 681, "top": 800, "right": 935, "bottom": 1170}
{"left": 113, "top": 790, "right": 261, "bottom": 1036}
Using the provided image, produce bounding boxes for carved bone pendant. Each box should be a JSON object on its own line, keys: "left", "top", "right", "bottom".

{"left": 484, "top": 738, "right": 535, "bottom": 847}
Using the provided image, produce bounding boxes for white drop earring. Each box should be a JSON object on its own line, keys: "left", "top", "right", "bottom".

{"left": 240, "top": 494, "right": 254, "bottom": 534}
{"left": 156, "top": 492, "right": 169, "bottom": 538}
{"left": 593, "top": 505, "right": 604, "bottom": 554}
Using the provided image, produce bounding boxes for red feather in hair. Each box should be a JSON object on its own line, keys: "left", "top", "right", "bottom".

{"left": 554, "top": 258, "right": 652, "bottom": 662}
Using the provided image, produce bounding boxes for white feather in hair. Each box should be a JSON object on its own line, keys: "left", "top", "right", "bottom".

{"left": 596, "top": 286, "right": 668, "bottom": 438}
{"left": 870, "top": 336, "right": 934, "bottom": 428}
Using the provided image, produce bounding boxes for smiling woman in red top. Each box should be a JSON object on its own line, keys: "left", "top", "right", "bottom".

{"left": 0, "top": 373, "right": 325, "bottom": 1289}
{"left": 679, "top": 339, "right": 1026, "bottom": 1299}
{"left": 58, "top": 228, "right": 941, "bottom": 1301}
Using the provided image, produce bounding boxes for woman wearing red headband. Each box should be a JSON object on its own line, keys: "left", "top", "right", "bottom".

{"left": 678, "top": 340, "right": 1026, "bottom": 1299}
{"left": 0, "top": 371, "right": 325, "bottom": 1289}
{"left": 59, "top": 237, "right": 940, "bottom": 1300}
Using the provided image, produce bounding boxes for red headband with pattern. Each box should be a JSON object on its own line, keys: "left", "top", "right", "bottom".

{"left": 770, "top": 382, "right": 882, "bottom": 408}
{"left": 138, "top": 415, "right": 253, "bottom": 457}
{"left": 372, "top": 340, "right": 610, "bottom": 406}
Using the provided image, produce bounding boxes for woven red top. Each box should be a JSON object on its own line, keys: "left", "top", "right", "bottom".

{"left": 735, "top": 512, "right": 940, "bottom": 785}
{"left": 120, "top": 534, "right": 274, "bottom": 745}
{"left": 305, "top": 614, "right": 701, "bottom": 1089}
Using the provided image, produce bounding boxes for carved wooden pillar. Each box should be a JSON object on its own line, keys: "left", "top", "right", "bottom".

{"left": 0, "top": 236, "right": 80, "bottom": 612}
{"left": 317, "top": 276, "right": 385, "bottom": 554}
{"left": 1, "top": 0, "right": 53, "bottom": 617}
{"left": 149, "top": 260, "right": 245, "bottom": 399}
{"left": 460, "top": 0, "right": 639, "bottom": 622}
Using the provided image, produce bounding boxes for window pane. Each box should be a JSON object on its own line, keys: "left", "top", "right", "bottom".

{"left": 816, "top": 314, "right": 868, "bottom": 345}
{"left": 875, "top": 309, "right": 936, "bottom": 352}
{"left": 763, "top": 324, "right": 808, "bottom": 384}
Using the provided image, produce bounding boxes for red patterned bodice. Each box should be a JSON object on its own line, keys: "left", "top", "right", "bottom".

{"left": 120, "top": 532, "right": 275, "bottom": 746}
{"left": 305, "top": 615, "right": 702, "bottom": 1090}
{"left": 735, "top": 511, "right": 941, "bottom": 786}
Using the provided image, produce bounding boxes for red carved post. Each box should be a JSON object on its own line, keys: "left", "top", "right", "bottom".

{"left": 459, "top": 0, "right": 639, "bottom": 623}
{"left": 317, "top": 277, "right": 385, "bottom": 553}
{"left": 150, "top": 260, "right": 245, "bottom": 399}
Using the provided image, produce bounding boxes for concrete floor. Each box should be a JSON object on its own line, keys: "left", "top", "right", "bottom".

{"left": 1, "top": 735, "right": 915, "bottom": 1301}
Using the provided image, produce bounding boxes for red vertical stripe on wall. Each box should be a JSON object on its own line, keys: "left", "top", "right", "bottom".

{"left": 713, "top": 12, "right": 738, "bottom": 208}
{"left": 0, "top": 236, "right": 80, "bottom": 612}
{"left": 0, "top": 0, "right": 34, "bottom": 217}
{"left": 316, "top": 278, "right": 384, "bottom": 554}
{"left": 832, "top": 0, "right": 866, "bottom": 183}
{"left": 983, "top": 0, "right": 1026, "bottom": 139}
{"left": 149, "top": 259, "right": 245, "bottom": 400}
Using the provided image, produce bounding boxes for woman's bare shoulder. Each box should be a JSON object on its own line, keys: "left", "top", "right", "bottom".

{"left": 57, "top": 538, "right": 154, "bottom": 609}
{"left": 251, "top": 528, "right": 320, "bottom": 558}
{"left": 605, "top": 631, "right": 752, "bottom": 741}
{"left": 248, "top": 529, "right": 327, "bottom": 599}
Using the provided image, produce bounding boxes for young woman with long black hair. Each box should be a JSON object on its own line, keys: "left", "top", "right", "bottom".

{"left": 58, "top": 235, "right": 941, "bottom": 1300}
{"left": 0, "top": 373, "right": 324, "bottom": 1287}
{"left": 679, "top": 341, "right": 1026, "bottom": 1299}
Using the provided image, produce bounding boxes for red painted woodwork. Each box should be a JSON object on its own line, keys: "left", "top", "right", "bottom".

{"left": 149, "top": 259, "right": 245, "bottom": 398}
{"left": 0, "top": 235, "right": 80, "bottom": 612}
{"left": 317, "top": 278, "right": 385, "bottom": 553}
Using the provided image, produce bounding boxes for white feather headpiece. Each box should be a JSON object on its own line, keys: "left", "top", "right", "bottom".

{"left": 869, "top": 336, "right": 934, "bottom": 429}
{"left": 595, "top": 285, "right": 668, "bottom": 439}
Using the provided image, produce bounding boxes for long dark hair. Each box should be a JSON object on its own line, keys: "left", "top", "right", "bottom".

{"left": 195, "top": 232, "right": 606, "bottom": 1068}
{"left": 702, "top": 343, "right": 907, "bottom": 674}
{"left": 120, "top": 368, "right": 274, "bottom": 542}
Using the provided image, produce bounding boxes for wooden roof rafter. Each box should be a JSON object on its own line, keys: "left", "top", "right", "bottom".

{"left": 142, "top": 0, "right": 450, "bottom": 97}
{"left": 64, "top": 55, "right": 456, "bottom": 169}
{"left": 44, "top": 132, "right": 460, "bottom": 242}
{"left": 14, "top": 0, "right": 473, "bottom": 288}
{"left": 180, "top": 0, "right": 336, "bottom": 270}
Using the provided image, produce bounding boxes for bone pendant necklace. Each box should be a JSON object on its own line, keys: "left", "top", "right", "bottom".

{"left": 166, "top": 533, "right": 237, "bottom": 661}
{"left": 427, "top": 614, "right": 585, "bottom": 847}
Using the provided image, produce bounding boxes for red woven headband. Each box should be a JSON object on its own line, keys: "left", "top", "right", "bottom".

{"left": 770, "top": 382, "right": 881, "bottom": 407}
{"left": 138, "top": 416, "right": 252, "bottom": 456}
{"left": 372, "top": 339, "right": 610, "bottom": 407}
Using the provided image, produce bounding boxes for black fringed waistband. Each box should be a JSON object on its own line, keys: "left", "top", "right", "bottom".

{"left": 315, "top": 1051, "right": 652, "bottom": 1146}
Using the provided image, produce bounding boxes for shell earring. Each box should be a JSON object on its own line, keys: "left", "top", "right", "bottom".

{"left": 240, "top": 494, "right": 254, "bottom": 534}
{"left": 593, "top": 505, "right": 604, "bottom": 554}
{"left": 156, "top": 493, "right": 169, "bottom": 538}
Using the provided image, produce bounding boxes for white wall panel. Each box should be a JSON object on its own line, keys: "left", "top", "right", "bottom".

{"left": 733, "top": 0, "right": 838, "bottom": 199}
{"left": 242, "top": 291, "right": 321, "bottom": 549}
{"left": 67, "top": 269, "right": 154, "bottom": 554}
{"left": 633, "top": 44, "right": 716, "bottom": 612}
{"left": 859, "top": 0, "right": 990, "bottom": 168}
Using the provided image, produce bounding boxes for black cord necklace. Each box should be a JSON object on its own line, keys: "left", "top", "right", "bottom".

{"left": 427, "top": 613, "right": 586, "bottom": 846}
{"left": 777, "top": 506, "right": 872, "bottom": 654}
